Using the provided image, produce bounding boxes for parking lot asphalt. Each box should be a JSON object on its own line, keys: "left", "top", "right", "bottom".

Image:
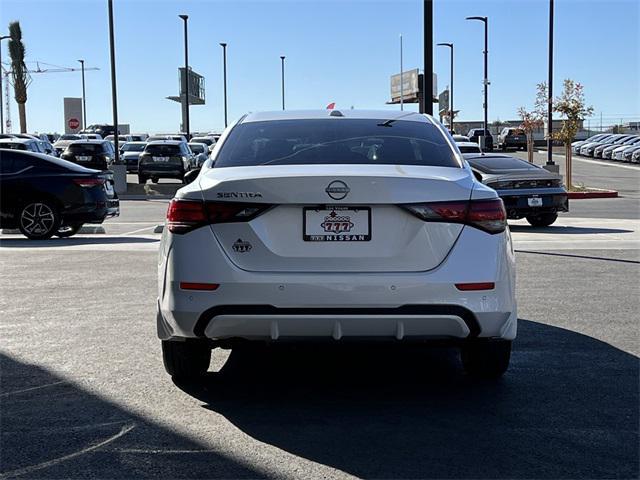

{"left": 1, "top": 157, "right": 638, "bottom": 479}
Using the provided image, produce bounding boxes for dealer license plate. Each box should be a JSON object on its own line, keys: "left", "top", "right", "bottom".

{"left": 76, "top": 155, "right": 91, "bottom": 161}
{"left": 528, "top": 197, "right": 543, "bottom": 207}
{"left": 303, "top": 206, "right": 371, "bottom": 242}
{"left": 152, "top": 156, "right": 169, "bottom": 162}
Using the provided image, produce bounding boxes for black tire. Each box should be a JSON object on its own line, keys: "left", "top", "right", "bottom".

{"left": 55, "top": 223, "right": 83, "bottom": 238}
{"left": 151, "top": 178, "right": 159, "bottom": 184}
{"left": 162, "top": 340, "right": 211, "bottom": 379}
{"left": 461, "top": 340, "right": 511, "bottom": 377}
{"left": 526, "top": 212, "right": 558, "bottom": 227}
{"left": 18, "top": 200, "right": 61, "bottom": 240}
{"left": 138, "top": 174, "right": 147, "bottom": 185}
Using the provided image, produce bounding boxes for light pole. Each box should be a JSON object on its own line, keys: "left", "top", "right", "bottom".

{"left": 399, "top": 34, "right": 404, "bottom": 111}
{"left": 423, "top": 0, "right": 433, "bottom": 115}
{"left": 179, "top": 14, "right": 190, "bottom": 139}
{"left": 466, "top": 16, "right": 488, "bottom": 150}
{"left": 107, "top": 0, "right": 120, "bottom": 164}
{"left": 280, "top": 55, "right": 285, "bottom": 110}
{"left": 0, "top": 35, "right": 10, "bottom": 134}
{"left": 547, "top": 0, "right": 555, "bottom": 165}
{"left": 220, "top": 42, "right": 228, "bottom": 128}
{"left": 437, "top": 42, "right": 454, "bottom": 131}
{"left": 77, "top": 59, "right": 86, "bottom": 129}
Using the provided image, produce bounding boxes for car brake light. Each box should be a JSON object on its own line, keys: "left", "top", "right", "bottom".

{"left": 455, "top": 282, "right": 495, "bottom": 291}
{"left": 166, "top": 199, "right": 270, "bottom": 234}
{"left": 401, "top": 198, "right": 506, "bottom": 234}
{"left": 73, "top": 178, "right": 105, "bottom": 188}
{"left": 179, "top": 282, "right": 219, "bottom": 291}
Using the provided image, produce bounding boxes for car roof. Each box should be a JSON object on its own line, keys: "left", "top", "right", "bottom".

{"left": 0, "top": 137, "right": 34, "bottom": 144}
{"left": 69, "top": 140, "right": 107, "bottom": 144}
{"left": 146, "top": 140, "right": 183, "bottom": 145}
{"left": 240, "top": 110, "right": 433, "bottom": 124}
{"left": 123, "top": 141, "right": 147, "bottom": 145}
{"left": 456, "top": 141, "right": 481, "bottom": 147}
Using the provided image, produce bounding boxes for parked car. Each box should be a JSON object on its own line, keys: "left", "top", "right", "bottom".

{"left": 130, "top": 133, "right": 149, "bottom": 142}
{"left": 81, "top": 124, "right": 118, "bottom": 138}
{"left": 497, "top": 128, "right": 527, "bottom": 151}
{"left": 0, "top": 149, "right": 119, "bottom": 239}
{"left": 571, "top": 133, "right": 611, "bottom": 155}
{"left": 463, "top": 153, "right": 568, "bottom": 226}
{"left": 456, "top": 141, "right": 482, "bottom": 154}
{"left": 11, "top": 134, "right": 59, "bottom": 156}
{"left": 187, "top": 142, "right": 209, "bottom": 167}
{"left": 190, "top": 136, "right": 217, "bottom": 152}
{"left": 632, "top": 148, "right": 640, "bottom": 164}
{"left": 119, "top": 141, "right": 147, "bottom": 172}
{"left": 53, "top": 134, "right": 87, "bottom": 154}
{"left": 104, "top": 134, "right": 133, "bottom": 145}
{"left": 0, "top": 138, "right": 44, "bottom": 153}
{"left": 452, "top": 134, "right": 470, "bottom": 142}
{"left": 82, "top": 133, "right": 103, "bottom": 141}
{"left": 60, "top": 140, "right": 114, "bottom": 170}
{"left": 619, "top": 145, "right": 640, "bottom": 163}
{"left": 467, "top": 128, "right": 494, "bottom": 151}
{"left": 158, "top": 109, "right": 516, "bottom": 380}
{"left": 593, "top": 135, "right": 636, "bottom": 158}
{"left": 138, "top": 140, "right": 193, "bottom": 184}
{"left": 148, "top": 134, "right": 188, "bottom": 143}
{"left": 603, "top": 136, "right": 640, "bottom": 160}
{"left": 580, "top": 134, "right": 625, "bottom": 157}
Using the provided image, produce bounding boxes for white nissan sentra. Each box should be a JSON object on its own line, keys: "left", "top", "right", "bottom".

{"left": 157, "top": 110, "right": 517, "bottom": 379}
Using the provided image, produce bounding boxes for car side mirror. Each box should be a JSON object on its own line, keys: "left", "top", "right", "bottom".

{"left": 183, "top": 168, "right": 200, "bottom": 185}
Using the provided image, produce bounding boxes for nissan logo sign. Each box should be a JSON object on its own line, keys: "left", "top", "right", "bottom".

{"left": 325, "top": 181, "right": 350, "bottom": 200}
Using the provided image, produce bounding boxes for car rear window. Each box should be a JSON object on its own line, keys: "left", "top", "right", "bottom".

{"left": 468, "top": 155, "right": 539, "bottom": 173}
{"left": 145, "top": 144, "right": 182, "bottom": 156}
{"left": 214, "top": 119, "right": 459, "bottom": 168}
{"left": 0, "top": 142, "right": 26, "bottom": 150}
{"left": 122, "top": 143, "right": 146, "bottom": 152}
{"left": 458, "top": 145, "right": 481, "bottom": 153}
{"left": 192, "top": 138, "right": 213, "bottom": 146}
{"left": 68, "top": 143, "right": 104, "bottom": 154}
{"left": 189, "top": 144, "right": 206, "bottom": 153}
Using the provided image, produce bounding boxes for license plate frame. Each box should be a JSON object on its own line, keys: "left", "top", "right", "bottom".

{"left": 76, "top": 155, "right": 91, "bottom": 162}
{"left": 303, "top": 206, "right": 371, "bottom": 242}
{"left": 152, "top": 156, "right": 169, "bottom": 162}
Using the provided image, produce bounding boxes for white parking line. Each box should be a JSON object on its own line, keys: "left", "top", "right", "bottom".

{"left": 121, "top": 226, "right": 157, "bottom": 236}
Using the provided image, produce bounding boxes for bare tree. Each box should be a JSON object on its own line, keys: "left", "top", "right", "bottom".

{"left": 517, "top": 83, "right": 546, "bottom": 163}
{"left": 552, "top": 80, "right": 593, "bottom": 188}
{"left": 7, "top": 21, "right": 31, "bottom": 133}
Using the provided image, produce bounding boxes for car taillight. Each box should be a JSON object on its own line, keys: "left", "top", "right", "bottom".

{"left": 402, "top": 198, "right": 506, "bottom": 234}
{"left": 73, "top": 178, "right": 105, "bottom": 188}
{"left": 166, "top": 199, "right": 270, "bottom": 234}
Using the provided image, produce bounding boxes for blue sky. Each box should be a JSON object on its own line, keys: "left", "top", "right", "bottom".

{"left": 1, "top": 0, "right": 638, "bottom": 134}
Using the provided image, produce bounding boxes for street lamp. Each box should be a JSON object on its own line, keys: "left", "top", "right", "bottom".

{"left": 0, "top": 34, "right": 11, "bottom": 134}
{"left": 280, "top": 55, "right": 285, "bottom": 110}
{"left": 547, "top": 0, "right": 555, "bottom": 165}
{"left": 437, "top": 42, "right": 454, "bottom": 131}
{"left": 77, "top": 59, "right": 86, "bottom": 129}
{"left": 220, "top": 42, "right": 228, "bottom": 128}
{"left": 107, "top": 0, "right": 120, "bottom": 164}
{"left": 466, "top": 16, "right": 489, "bottom": 150}
{"left": 179, "top": 14, "right": 190, "bottom": 139}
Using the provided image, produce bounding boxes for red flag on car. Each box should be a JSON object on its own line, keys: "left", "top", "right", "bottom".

{"left": 326, "top": 102, "right": 336, "bottom": 110}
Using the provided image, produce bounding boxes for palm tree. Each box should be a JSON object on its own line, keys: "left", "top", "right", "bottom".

{"left": 7, "top": 21, "right": 31, "bottom": 133}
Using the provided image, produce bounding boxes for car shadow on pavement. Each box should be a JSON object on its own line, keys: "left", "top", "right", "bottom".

{"left": 0, "top": 353, "right": 260, "bottom": 478}
{"left": 177, "top": 319, "right": 639, "bottom": 479}
{"left": 0, "top": 236, "right": 159, "bottom": 248}
{"left": 509, "top": 225, "right": 633, "bottom": 235}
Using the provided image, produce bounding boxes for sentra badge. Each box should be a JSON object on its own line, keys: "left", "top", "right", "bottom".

{"left": 217, "top": 192, "right": 263, "bottom": 199}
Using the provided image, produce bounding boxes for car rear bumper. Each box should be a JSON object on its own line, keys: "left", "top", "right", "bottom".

{"left": 496, "top": 188, "right": 569, "bottom": 219}
{"left": 157, "top": 225, "right": 517, "bottom": 343}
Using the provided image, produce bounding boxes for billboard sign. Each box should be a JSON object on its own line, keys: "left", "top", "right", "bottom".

{"left": 63, "top": 97, "right": 83, "bottom": 133}
{"left": 179, "top": 67, "right": 206, "bottom": 105}
{"left": 390, "top": 69, "right": 419, "bottom": 101}
{"left": 438, "top": 89, "right": 450, "bottom": 115}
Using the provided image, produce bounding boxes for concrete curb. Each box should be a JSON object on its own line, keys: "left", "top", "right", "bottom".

{"left": 1, "top": 225, "right": 106, "bottom": 235}
{"left": 567, "top": 190, "right": 618, "bottom": 199}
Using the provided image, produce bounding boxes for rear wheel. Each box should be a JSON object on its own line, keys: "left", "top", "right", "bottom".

{"left": 138, "top": 174, "right": 147, "bottom": 184}
{"left": 461, "top": 340, "right": 511, "bottom": 377}
{"left": 18, "top": 201, "right": 61, "bottom": 240}
{"left": 526, "top": 212, "right": 558, "bottom": 227}
{"left": 55, "top": 223, "right": 83, "bottom": 238}
{"left": 162, "top": 340, "right": 211, "bottom": 379}
{"left": 151, "top": 178, "right": 159, "bottom": 184}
